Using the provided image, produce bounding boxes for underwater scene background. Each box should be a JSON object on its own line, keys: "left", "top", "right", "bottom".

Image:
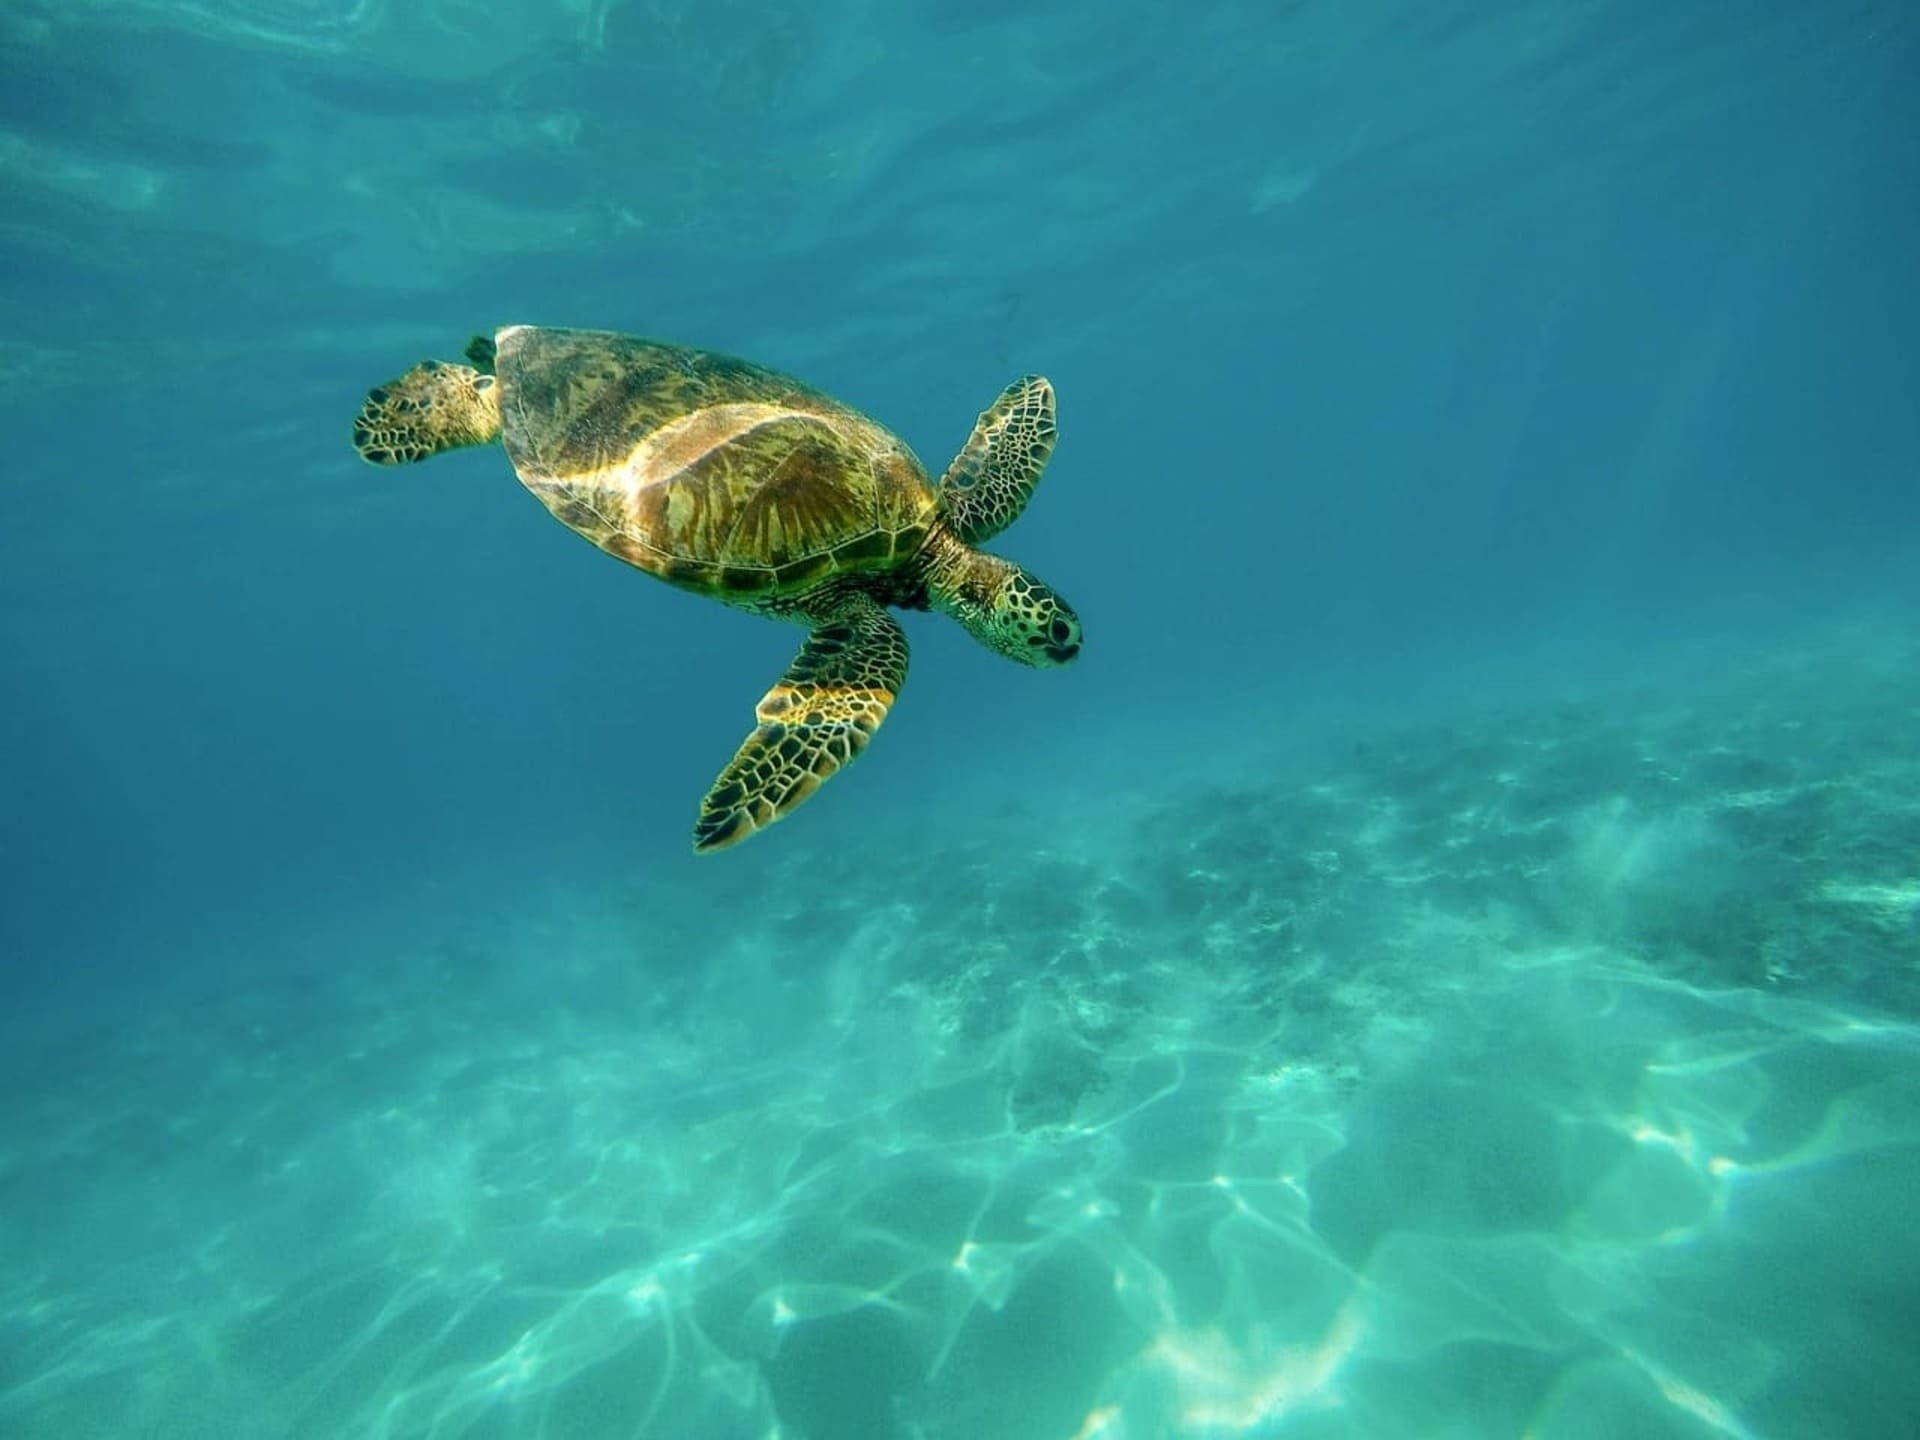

{"left": 3, "top": 1, "right": 1918, "bottom": 1436}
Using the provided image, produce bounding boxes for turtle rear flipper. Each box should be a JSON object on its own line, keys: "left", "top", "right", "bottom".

{"left": 694, "top": 596, "right": 909, "bottom": 852}
{"left": 352, "top": 360, "right": 502, "bottom": 465}
{"left": 937, "top": 375, "right": 1056, "bottom": 543}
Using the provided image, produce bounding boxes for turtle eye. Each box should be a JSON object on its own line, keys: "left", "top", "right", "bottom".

{"left": 1049, "top": 617, "right": 1073, "bottom": 643}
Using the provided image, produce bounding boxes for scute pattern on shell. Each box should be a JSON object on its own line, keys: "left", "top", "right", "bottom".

{"left": 494, "top": 327, "right": 937, "bottom": 597}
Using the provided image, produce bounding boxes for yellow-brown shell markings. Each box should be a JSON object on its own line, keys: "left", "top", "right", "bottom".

{"left": 495, "top": 327, "right": 935, "bottom": 597}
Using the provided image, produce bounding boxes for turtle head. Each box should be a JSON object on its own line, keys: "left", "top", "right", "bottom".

{"left": 352, "top": 359, "right": 502, "bottom": 465}
{"left": 992, "top": 569, "right": 1082, "bottom": 667}
{"left": 929, "top": 542, "right": 1081, "bottom": 667}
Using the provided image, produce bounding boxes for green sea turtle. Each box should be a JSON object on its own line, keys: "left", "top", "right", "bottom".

{"left": 352, "top": 326, "right": 1080, "bottom": 852}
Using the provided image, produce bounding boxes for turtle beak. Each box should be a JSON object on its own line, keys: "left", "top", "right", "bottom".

{"left": 1043, "top": 612, "right": 1081, "bottom": 665}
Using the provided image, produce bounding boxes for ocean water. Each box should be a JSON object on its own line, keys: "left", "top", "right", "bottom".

{"left": 3, "top": 1, "right": 1918, "bottom": 1436}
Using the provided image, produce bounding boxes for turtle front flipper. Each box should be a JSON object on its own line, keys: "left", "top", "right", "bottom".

{"left": 694, "top": 596, "right": 909, "bottom": 852}
{"left": 352, "top": 360, "right": 502, "bottom": 465}
{"left": 936, "top": 375, "right": 1056, "bottom": 543}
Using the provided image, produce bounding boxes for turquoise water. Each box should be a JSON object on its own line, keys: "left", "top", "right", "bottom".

{"left": 3, "top": 2, "right": 1918, "bottom": 1437}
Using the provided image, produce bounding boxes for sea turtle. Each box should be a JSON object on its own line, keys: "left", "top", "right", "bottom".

{"left": 352, "top": 325, "right": 1081, "bottom": 852}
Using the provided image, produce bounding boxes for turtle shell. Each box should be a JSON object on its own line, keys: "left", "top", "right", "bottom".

{"left": 494, "top": 326, "right": 936, "bottom": 597}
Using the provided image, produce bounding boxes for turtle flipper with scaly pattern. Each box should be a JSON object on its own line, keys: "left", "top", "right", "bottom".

{"left": 352, "top": 326, "right": 1081, "bottom": 852}
{"left": 693, "top": 594, "right": 909, "bottom": 850}
{"left": 938, "top": 375, "right": 1057, "bottom": 543}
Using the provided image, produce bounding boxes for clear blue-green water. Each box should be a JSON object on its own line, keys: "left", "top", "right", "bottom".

{"left": 4, "top": 3, "right": 1919, "bottom": 1437}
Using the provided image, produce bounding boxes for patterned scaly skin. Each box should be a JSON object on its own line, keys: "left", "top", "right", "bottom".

{"left": 693, "top": 594, "right": 908, "bottom": 851}
{"left": 936, "top": 375, "right": 1057, "bottom": 544}
{"left": 351, "top": 361, "right": 501, "bottom": 464}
